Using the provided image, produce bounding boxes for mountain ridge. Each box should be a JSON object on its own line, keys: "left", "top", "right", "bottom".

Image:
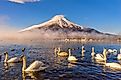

{"left": 19, "top": 15, "right": 117, "bottom": 40}
{"left": 19, "top": 15, "right": 99, "bottom": 32}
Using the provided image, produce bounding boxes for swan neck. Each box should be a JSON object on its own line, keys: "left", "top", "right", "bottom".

{"left": 120, "top": 49, "right": 121, "bottom": 54}
{"left": 92, "top": 47, "right": 95, "bottom": 53}
{"left": 82, "top": 46, "right": 85, "bottom": 53}
{"left": 69, "top": 49, "right": 71, "bottom": 57}
{"left": 57, "top": 48, "right": 60, "bottom": 54}
{"left": 54, "top": 48, "right": 57, "bottom": 56}
{"left": 22, "top": 56, "right": 26, "bottom": 71}
{"left": 4, "top": 53, "right": 8, "bottom": 62}
{"left": 103, "top": 49, "right": 107, "bottom": 61}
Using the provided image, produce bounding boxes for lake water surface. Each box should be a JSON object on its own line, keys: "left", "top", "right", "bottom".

{"left": 0, "top": 41, "right": 121, "bottom": 80}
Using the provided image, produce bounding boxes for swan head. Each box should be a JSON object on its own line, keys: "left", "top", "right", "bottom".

{"left": 4, "top": 52, "right": 8, "bottom": 62}
{"left": 22, "top": 48, "right": 26, "bottom": 52}
{"left": 103, "top": 48, "right": 108, "bottom": 60}
{"left": 4, "top": 52, "right": 8, "bottom": 55}
{"left": 19, "top": 55, "right": 24, "bottom": 62}
{"left": 82, "top": 46, "right": 84, "bottom": 49}
{"left": 54, "top": 48, "right": 58, "bottom": 52}
{"left": 58, "top": 47, "right": 61, "bottom": 52}
{"left": 68, "top": 48, "right": 71, "bottom": 51}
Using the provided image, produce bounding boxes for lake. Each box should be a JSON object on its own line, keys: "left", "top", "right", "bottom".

{"left": 0, "top": 41, "right": 121, "bottom": 80}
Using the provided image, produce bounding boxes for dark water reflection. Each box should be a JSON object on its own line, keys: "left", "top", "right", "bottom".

{"left": 0, "top": 41, "right": 121, "bottom": 80}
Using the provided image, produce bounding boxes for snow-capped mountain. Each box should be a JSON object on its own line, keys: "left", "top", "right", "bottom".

{"left": 19, "top": 15, "right": 101, "bottom": 33}
{"left": 19, "top": 15, "right": 116, "bottom": 39}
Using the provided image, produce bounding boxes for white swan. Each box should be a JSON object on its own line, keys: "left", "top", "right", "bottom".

{"left": 107, "top": 49, "right": 117, "bottom": 55}
{"left": 81, "top": 46, "right": 85, "bottom": 57}
{"left": 4, "top": 52, "right": 23, "bottom": 63}
{"left": 91, "top": 47, "right": 106, "bottom": 61}
{"left": 103, "top": 49, "right": 121, "bottom": 69}
{"left": 81, "top": 46, "right": 85, "bottom": 53}
{"left": 117, "top": 49, "right": 121, "bottom": 60}
{"left": 54, "top": 47, "right": 68, "bottom": 57}
{"left": 91, "top": 47, "right": 95, "bottom": 58}
{"left": 117, "top": 54, "right": 121, "bottom": 60}
{"left": 67, "top": 48, "right": 78, "bottom": 62}
{"left": 22, "top": 56, "right": 47, "bottom": 72}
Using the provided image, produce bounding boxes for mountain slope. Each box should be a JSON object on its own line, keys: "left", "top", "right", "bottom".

{"left": 19, "top": 15, "right": 116, "bottom": 40}
{"left": 20, "top": 15, "right": 101, "bottom": 33}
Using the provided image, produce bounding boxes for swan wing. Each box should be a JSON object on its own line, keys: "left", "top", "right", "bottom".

{"left": 7, "top": 57, "right": 19, "bottom": 63}
{"left": 68, "top": 56, "right": 78, "bottom": 61}
{"left": 106, "top": 63, "right": 121, "bottom": 69}
{"left": 25, "top": 61, "right": 46, "bottom": 72}
{"left": 95, "top": 54, "right": 104, "bottom": 60}
{"left": 58, "top": 52, "right": 68, "bottom": 56}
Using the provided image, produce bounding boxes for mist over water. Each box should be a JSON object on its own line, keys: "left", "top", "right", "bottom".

{"left": 0, "top": 27, "right": 108, "bottom": 40}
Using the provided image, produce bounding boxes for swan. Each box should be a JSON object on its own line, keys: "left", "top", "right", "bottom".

{"left": 81, "top": 46, "right": 85, "bottom": 57}
{"left": 81, "top": 46, "right": 85, "bottom": 53}
{"left": 67, "top": 48, "right": 78, "bottom": 62}
{"left": 117, "top": 54, "right": 121, "bottom": 60}
{"left": 91, "top": 47, "right": 106, "bottom": 61}
{"left": 117, "top": 49, "right": 121, "bottom": 60}
{"left": 22, "top": 56, "right": 47, "bottom": 72}
{"left": 107, "top": 49, "right": 117, "bottom": 55}
{"left": 103, "top": 49, "right": 121, "bottom": 69}
{"left": 91, "top": 47, "right": 96, "bottom": 58}
{"left": 55, "top": 47, "right": 68, "bottom": 57}
{"left": 4, "top": 52, "right": 23, "bottom": 63}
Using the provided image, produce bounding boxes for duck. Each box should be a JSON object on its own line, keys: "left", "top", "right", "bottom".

{"left": 22, "top": 55, "right": 47, "bottom": 72}
{"left": 4, "top": 52, "right": 23, "bottom": 63}
{"left": 54, "top": 47, "right": 68, "bottom": 57}
{"left": 91, "top": 47, "right": 106, "bottom": 61}
{"left": 103, "top": 49, "right": 121, "bottom": 69}
{"left": 68, "top": 48, "right": 78, "bottom": 62}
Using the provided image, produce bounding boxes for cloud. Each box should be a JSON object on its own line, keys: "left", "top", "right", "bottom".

{"left": 8, "top": 0, "right": 40, "bottom": 4}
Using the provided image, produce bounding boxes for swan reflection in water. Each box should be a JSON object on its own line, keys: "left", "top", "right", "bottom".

{"left": 4, "top": 62, "right": 22, "bottom": 70}
{"left": 67, "top": 63, "right": 78, "bottom": 68}
{"left": 22, "top": 71, "right": 44, "bottom": 80}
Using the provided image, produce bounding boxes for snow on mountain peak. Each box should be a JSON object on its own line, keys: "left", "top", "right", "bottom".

{"left": 51, "top": 15, "right": 65, "bottom": 21}
{"left": 19, "top": 15, "right": 84, "bottom": 32}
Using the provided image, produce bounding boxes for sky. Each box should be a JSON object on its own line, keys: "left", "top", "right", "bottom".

{"left": 0, "top": 0, "right": 121, "bottom": 34}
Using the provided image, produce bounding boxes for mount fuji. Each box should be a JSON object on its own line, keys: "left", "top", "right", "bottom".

{"left": 19, "top": 15, "right": 115, "bottom": 39}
